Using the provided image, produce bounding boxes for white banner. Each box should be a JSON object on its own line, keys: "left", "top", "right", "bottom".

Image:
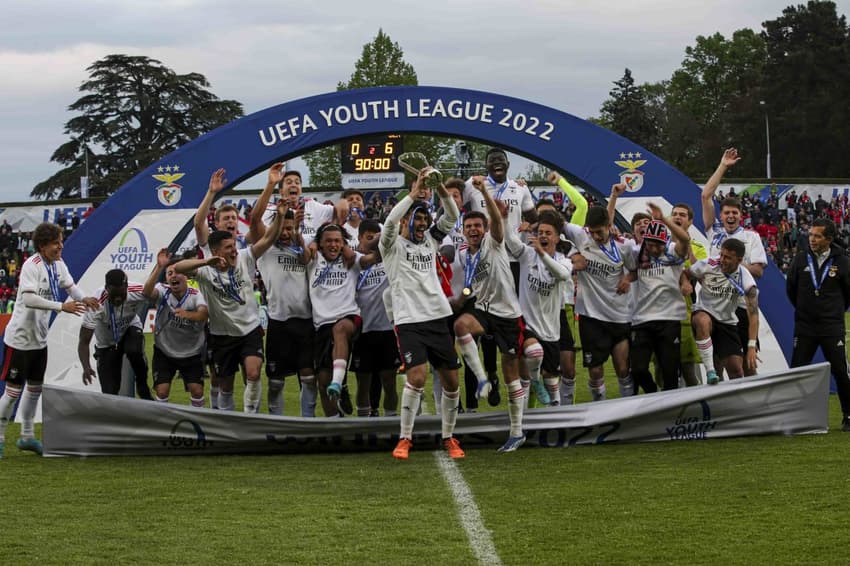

{"left": 341, "top": 172, "right": 405, "bottom": 189}
{"left": 41, "top": 364, "right": 829, "bottom": 457}
{"left": 0, "top": 203, "right": 93, "bottom": 232}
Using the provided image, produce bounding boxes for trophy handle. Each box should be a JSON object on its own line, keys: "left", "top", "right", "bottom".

{"left": 398, "top": 152, "right": 443, "bottom": 189}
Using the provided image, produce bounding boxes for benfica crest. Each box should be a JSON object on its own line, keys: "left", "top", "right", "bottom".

{"left": 153, "top": 165, "right": 184, "bottom": 206}
{"left": 615, "top": 153, "right": 647, "bottom": 193}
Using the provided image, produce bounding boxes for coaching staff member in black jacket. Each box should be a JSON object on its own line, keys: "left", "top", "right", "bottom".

{"left": 787, "top": 217, "right": 850, "bottom": 432}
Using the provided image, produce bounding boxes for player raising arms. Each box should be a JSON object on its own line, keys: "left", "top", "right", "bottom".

{"left": 380, "top": 169, "right": 464, "bottom": 460}
{"left": 0, "top": 222, "right": 96, "bottom": 458}
{"left": 629, "top": 204, "right": 690, "bottom": 391}
{"left": 174, "top": 200, "right": 287, "bottom": 413}
{"left": 453, "top": 177, "right": 528, "bottom": 452}
{"left": 251, "top": 164, "right": 317, "bottom": 417}
{"left": 504, "top": 209, "right": 573, "bottom": 407}
{"left": 143, "top": 249, "right": 209, "bottom": 407}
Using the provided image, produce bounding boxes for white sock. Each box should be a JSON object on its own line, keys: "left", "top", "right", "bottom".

{"left": 560, "top": 376, "right": 576, "bottom": 405}
{"left": 210, "top": 385, "right": 220, "bottom": 409}
{"left": 507, "top": 380, "right": 525, "bottom": 438}
{"left": 244, "top": 379, "right": 261, "bottom": 413}
{"left": 544, "top": 377, "right": 560, "bottom": 404}
{"left": 300, "top": 375, "right": 317, "bottom": 417}
{"left": 20, "top": 384, "right": 42, "bottom": 439}
{"left": 589, "top": 377, "right": 606, "bottom": 401}
{"left": 524, "top": 343, "right": 544, "bottom": 382}
{"left": 520, "top": 378, "right": 531, "bottom": 409}
{"left": 219, "top": 390, "right": 235, "bottom": 411}
{"left": 696, "top": 338, "right": 715, "bottom": 373}
{"left": 441, "top": 388, "right": 459, "bottom": 440}
{"left": 268, "top": 379, "right": 285, "bottom": 416}
{"left": 617, "top": 374, "right": 635, "bottom": 397}
{"left": 457, "top": 334, "right": 487, "bottom": 384}
{"left": 154, "top": 395, "right": 169, "bottom": 403}
{"left": 331, "top": 359, "right": 347, "bottom": 387}
{"left": 399, "top": 381, "right": 422, "bottom": 439}
{"left": 190, "top": 396, "right": 205, "bottom": 408}
{"left": 0, "top": 385, "right": 22, "bottom": 442}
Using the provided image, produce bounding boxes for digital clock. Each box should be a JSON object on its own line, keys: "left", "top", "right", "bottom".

{"left": 340, "top": 133, "right": 403, "bottom": 174}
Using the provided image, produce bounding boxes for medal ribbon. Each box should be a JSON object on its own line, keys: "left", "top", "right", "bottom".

{"left": 108, "top": 302, "right": 125, "bottom": 345}
{"left": 215, "top": 267, "right": 245, "bottom": 304}
{"left": 487, "top": 176, "right": 509, "bottom": 201}
{"left": 598, "top": 238, "right": 622, "bottom": 264}
{"left": 724, "top": 267, "right": 746, "bottom": 296}
{"left": 807, "top": 253, "right": 833, "bottom": 296}
{"left": 464, "top": 249, "right": 482, "bottom": 290}
{"left": 312, "top": 257, "right": 340, "bottom": 288}
{"left": 356, "top": 265, "right": 374, "bottom": 290}
{"left": 711, "top": 224, "right": 743, "bottom": 249}
{"left": 276, "top": 240, "right": 303, "bottom": 255}
{"left": 44, "top": 258, "right": 61, "bottom": 301}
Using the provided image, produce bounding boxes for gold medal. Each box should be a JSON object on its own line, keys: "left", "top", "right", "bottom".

{"left": 462, "top": 287, "right": 472, "bottom": 297}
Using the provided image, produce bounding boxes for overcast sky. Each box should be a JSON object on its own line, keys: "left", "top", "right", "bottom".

{"left": 2, "top": 0, "right": 847, "bottom": 202}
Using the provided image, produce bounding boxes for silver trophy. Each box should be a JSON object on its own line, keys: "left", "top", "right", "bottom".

{"left": 398, "top": 152, "right": 443, "bottom": 189}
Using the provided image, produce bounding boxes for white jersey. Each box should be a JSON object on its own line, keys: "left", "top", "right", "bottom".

{"left": 631, "top": 241, "right": 687, "bottom": 325}
{"left": 307, "top": 252, "right": 362, "bottom": 329}
{"left": 199, "top": 234, "right": 248, "bottom": 259}
{"left": 463, "top": 177, "right": 535, "bottom": 230}
{"left": 706, "top": 222, "right": 768, "bottom": 265}
{"left": 690, "top": 259, "right": 757, "bottom": 325}
{"left": 82, "top": 284, "right": 147, "bottom": 348}
{"left": 4, "top": 254, "right": 75, "bottom": 350}
{"left": 560, "top": 263, "right": 576, "bottom": 307}
{"left": 563, "top": 223, "right": 635, "bottom": 324}
{"left": 706, "top": 221, "right": 766, "bottom": 308}
{"left": 263, "top": 198, "right": 334, "bottom": 246}
{"left": 355, "top": 260, "right": 392, "bottom": 333}
{"left": 457, "top": 233, "right": 521, "bottom": 319}
{"left": 194, "top": 248, "right": 259, "bottom": 337}
{"left": 151, "top": 284, "right": 207, "bottom": 358}
{"left": 380, "top": 196, "right": 455, "bottom": 325}
{"left": 256, "top": 244, "right": 311, "bottom": 322}
{"left": 514, "top": 246, "right": 572, "bottom": 341}
{"left": 441, "top": 213, "right": 466, "bottom": 252}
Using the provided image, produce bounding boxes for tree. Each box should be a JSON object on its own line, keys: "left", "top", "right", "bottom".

{"left": 33, "top": 54, "right": 243, "bottom": 199}
{"left": 596, "top": 69, "right": 660, "bottom": 153}
{"left": 303, "top": 29, "right": 452, "bottom": 187}
{"left": 761, "top": 1, "right": 850, "bottom": 177}
{"left": 664, "top": 30, "right": 767, "bottom": 177}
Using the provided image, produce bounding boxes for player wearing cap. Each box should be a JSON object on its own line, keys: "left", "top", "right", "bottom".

{"left": 628, "top": 204, "right": 690, "bottom": 391}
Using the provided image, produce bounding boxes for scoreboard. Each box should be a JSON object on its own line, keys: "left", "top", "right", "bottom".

{"left": 340, "top": 134, "right": 405, "bottom": 189}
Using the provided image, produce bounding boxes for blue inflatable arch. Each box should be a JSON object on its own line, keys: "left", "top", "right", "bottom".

{"left": 64, "top": 85, "right": 794, "bottom": 361}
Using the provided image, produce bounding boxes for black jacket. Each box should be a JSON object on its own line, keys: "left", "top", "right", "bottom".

{"left": 786, "top": 244, "right": 850, "bottom": 336}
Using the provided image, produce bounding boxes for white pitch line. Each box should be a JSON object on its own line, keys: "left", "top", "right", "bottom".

{"left": 434, "top": 452, "right": 503, "bottom": 566}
